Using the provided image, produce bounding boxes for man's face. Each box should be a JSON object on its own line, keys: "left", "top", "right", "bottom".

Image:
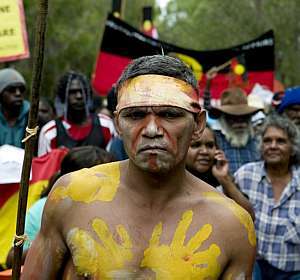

{"left": 186, "top": 127, "right": 216, "bottom": 173}
{"left": 1, "top": 84, "right": 25, "bottom": 111}
{"left": 67, "top": 79, "right": 86, "bottom": 112}
{"left": 283, "top": 105, "right": 300, "bottom": 127}
{"left": 262, "top": 126, "right": 293, "bottom": 166}
{"left": 223, "top": 114, "right": 251, "bottom": 133}
{"left": 38, "top": 100, "right": 55, "bottom": 127}
{"left": 117, "top": 106, "right": 198, "bottom": 173}
{"left": 220, "top": 114, "right": 251, "bottom": 148}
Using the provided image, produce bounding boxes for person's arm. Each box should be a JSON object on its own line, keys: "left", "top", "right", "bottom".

{"left": 37, "top": 122, "right": 54, "bottom": 156}
{"left": 221, "top": 214, "right": 256, "bottom": 279}
{"left": 22, "top": 178, "right": 69, "bottom": 279}
{"left": 6, "top": 198, "right": 46, "bottom": 268}
{"left": 212, "top": 150, "right": 255, "bottom": 220}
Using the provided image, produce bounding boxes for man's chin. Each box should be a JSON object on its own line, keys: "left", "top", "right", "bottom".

{"left": 232, "top": 128, "right": 248, "bottom": 134}
{"left": 133, "top": 156, "right": 174, "bottom": 174}
{"left": 227, "top": 131, "right": 250, "bottom": 147}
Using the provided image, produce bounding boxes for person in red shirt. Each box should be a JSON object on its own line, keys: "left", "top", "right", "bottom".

{"left": 38, "top": 71, "right": 116, "bottom": 156}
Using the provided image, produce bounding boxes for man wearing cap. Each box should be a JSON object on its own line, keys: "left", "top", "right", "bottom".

{"left": 277, "top": 86, "right": 300, "bottom": 129}
{"left": 0, "top": 68, "right": 29, "bottom": 148}
{"left": 23, "top": 55, "right": 255, "bottom": 279}
{"left": 210, "top": 87, "right": 261, "bottom": 174}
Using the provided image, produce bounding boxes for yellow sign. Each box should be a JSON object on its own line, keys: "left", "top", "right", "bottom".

{"left": 0, "top": 0, "right": 29, "bottom": 62}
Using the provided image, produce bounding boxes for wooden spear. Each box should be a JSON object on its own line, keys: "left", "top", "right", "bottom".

{"left": 12, "top": 0, "right": 48, "bottom": 278}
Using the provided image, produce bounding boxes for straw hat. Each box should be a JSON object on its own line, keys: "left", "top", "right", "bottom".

{"left": 210, "top": 87, "right": 261, "bottom": 118}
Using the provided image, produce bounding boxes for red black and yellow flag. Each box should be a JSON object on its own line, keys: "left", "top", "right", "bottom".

{"left": 92, "top": 14, "right": 274, "bottom": 101}
{"left": 0, "top": 148, "right": 68, "bottom": 267}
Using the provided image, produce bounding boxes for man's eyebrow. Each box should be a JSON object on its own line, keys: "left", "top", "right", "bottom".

{"left": 123, "top": 107, "right": 147, "bottom": 113}
{"left": 155, "top": 107, "right": 185, "bottom": 112}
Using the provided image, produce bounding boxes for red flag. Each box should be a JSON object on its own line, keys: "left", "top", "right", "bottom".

{"left": 92, "top": 14, "right": 274, "bottom": 102}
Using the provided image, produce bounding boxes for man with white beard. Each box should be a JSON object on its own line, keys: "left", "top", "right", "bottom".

{"left": 210, "top": 87, "right": 261, "bottom": 174}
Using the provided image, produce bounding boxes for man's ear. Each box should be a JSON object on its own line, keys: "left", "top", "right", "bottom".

{"left": 194, "top": 110, "right": 206, "bottom": 135}
{"left": 114, "top": 111, "right": 122, "bottom": 136}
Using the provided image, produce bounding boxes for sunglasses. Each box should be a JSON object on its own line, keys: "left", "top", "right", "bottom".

{"left": 4, "top": 85, "right": 26, "bottom": 94}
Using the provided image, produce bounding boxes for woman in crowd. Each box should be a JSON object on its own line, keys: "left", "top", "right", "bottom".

{"left": 186, "top": 125, "right": 255, "bottom": 219}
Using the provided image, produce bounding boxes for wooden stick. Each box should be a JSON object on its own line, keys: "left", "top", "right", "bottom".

{"left": 12, "top": 0, "right": 48, "bottom": 279}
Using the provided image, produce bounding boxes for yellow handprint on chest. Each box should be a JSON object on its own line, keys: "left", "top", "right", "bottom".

{"left": 67, "top": 218, "right": 133, "bottom": 279}
{"left": 141, "top": 210, "right": 221, "bottom": 279}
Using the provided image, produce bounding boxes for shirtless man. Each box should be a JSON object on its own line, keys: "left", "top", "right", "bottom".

{"left": 22, "top": 55, "right": 256, "bottom": 279}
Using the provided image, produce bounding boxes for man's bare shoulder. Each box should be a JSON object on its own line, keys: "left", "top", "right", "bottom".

{"left": 187, "top": 172, "right": 256, "bottom": 248}
{"left": 48, "top": 161, "right": 122, "bottom": 205}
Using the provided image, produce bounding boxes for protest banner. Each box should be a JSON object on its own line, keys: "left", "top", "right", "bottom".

{"left": 0, "top": 0, "right": 29, "bottom": 62}
{"left": 92, "top": 14, "right": 274, "bottom": 102}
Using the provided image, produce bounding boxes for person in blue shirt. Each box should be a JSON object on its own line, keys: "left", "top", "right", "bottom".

{"left": 209, "top": 87, "right": 261, "bottom": 174}
{"left": 235, "top": 114, "right": 300, "bottom": 279}
{"left": 0, "top": 68, "right": 30, "bottom": 148}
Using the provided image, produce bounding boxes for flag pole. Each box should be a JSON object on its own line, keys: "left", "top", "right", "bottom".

{"left": 12, "top": 0, "right": 48, "bottom": 278}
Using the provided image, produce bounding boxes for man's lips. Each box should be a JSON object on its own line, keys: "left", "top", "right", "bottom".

{"left": 73, "top": 102, "right": 84, "bottom": 107}
{"left": 138, "top": 145, "right": 167, "bottom": 153}
{"left": 12, "top": 100, "right": 23, "bottom": 105}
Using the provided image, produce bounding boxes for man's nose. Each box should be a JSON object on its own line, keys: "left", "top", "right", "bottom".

{"left": 142, "top": 116, "right": 163, "bottom": 138}
{"left": 14, "top": 88, "right": 22, "bottom": 97}
{"left": 75, "top": 90, "right": 83, "bottom": 98}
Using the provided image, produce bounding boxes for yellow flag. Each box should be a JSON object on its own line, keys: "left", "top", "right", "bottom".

{"left": 0, "top": 0, "right": 29, "bottom": 62}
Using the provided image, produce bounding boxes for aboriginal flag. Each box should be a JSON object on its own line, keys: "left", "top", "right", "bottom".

{"left": 0, "top": 148, "right": 68, "bottom": 267}
{"left": 92, "top": 14, "right": 274, "bottom": 100}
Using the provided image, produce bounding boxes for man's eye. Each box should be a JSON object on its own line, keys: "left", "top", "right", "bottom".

{"left": 125, "top": 111, "right": 147, "bottom": 120}
{"left": 158, "top": 111, "right": 182, "bottom": 119}
{"left": 69, "top": 89, "right": 83, "bottom": 95}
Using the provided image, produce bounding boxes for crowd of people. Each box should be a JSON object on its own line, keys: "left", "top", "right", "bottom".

{"left": 0, "top": 54, "right": 299, "bottom": 279}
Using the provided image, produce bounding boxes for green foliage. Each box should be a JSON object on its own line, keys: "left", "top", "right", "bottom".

{"left": 5, "top": 0, "right": 154, "bottom": 99}
{"left": 156, "top": 0, "right": 300, "bottom": 87}
{"left": 3, "top": 0, "right": 299, "bottom": 99}
{"left": 123, "top": 0, "right": 156, "bottom": 28}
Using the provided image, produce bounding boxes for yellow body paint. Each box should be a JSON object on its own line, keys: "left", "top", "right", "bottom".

{"left": 141, "top": 210, "right": 221, "bottom": 279}
{"left": 51, "top": 162, "right": 120, "bottom": 203}
{"left": 203, "top": 192, "right": 256, "bottom": 247}
{"left": 226, "top": 274, "right": 232, "bottom": 280}
{"left": 67, "top": 218, "right": 133, "bottom": 279}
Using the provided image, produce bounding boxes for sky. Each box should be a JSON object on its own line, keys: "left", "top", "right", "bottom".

{"left": 156, "top": 0, "right": 170, "bottom": 19}
{"left": 156, "top": 0, "right": 170, "bottom": 9}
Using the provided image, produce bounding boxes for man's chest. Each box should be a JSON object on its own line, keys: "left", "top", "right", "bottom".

{"left": 62, "top": 205, "right": 227, "bottom": 279}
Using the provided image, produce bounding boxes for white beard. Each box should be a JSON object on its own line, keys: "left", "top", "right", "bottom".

{"left": 219, "top": 116, "right": 251, "bottom": 148}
